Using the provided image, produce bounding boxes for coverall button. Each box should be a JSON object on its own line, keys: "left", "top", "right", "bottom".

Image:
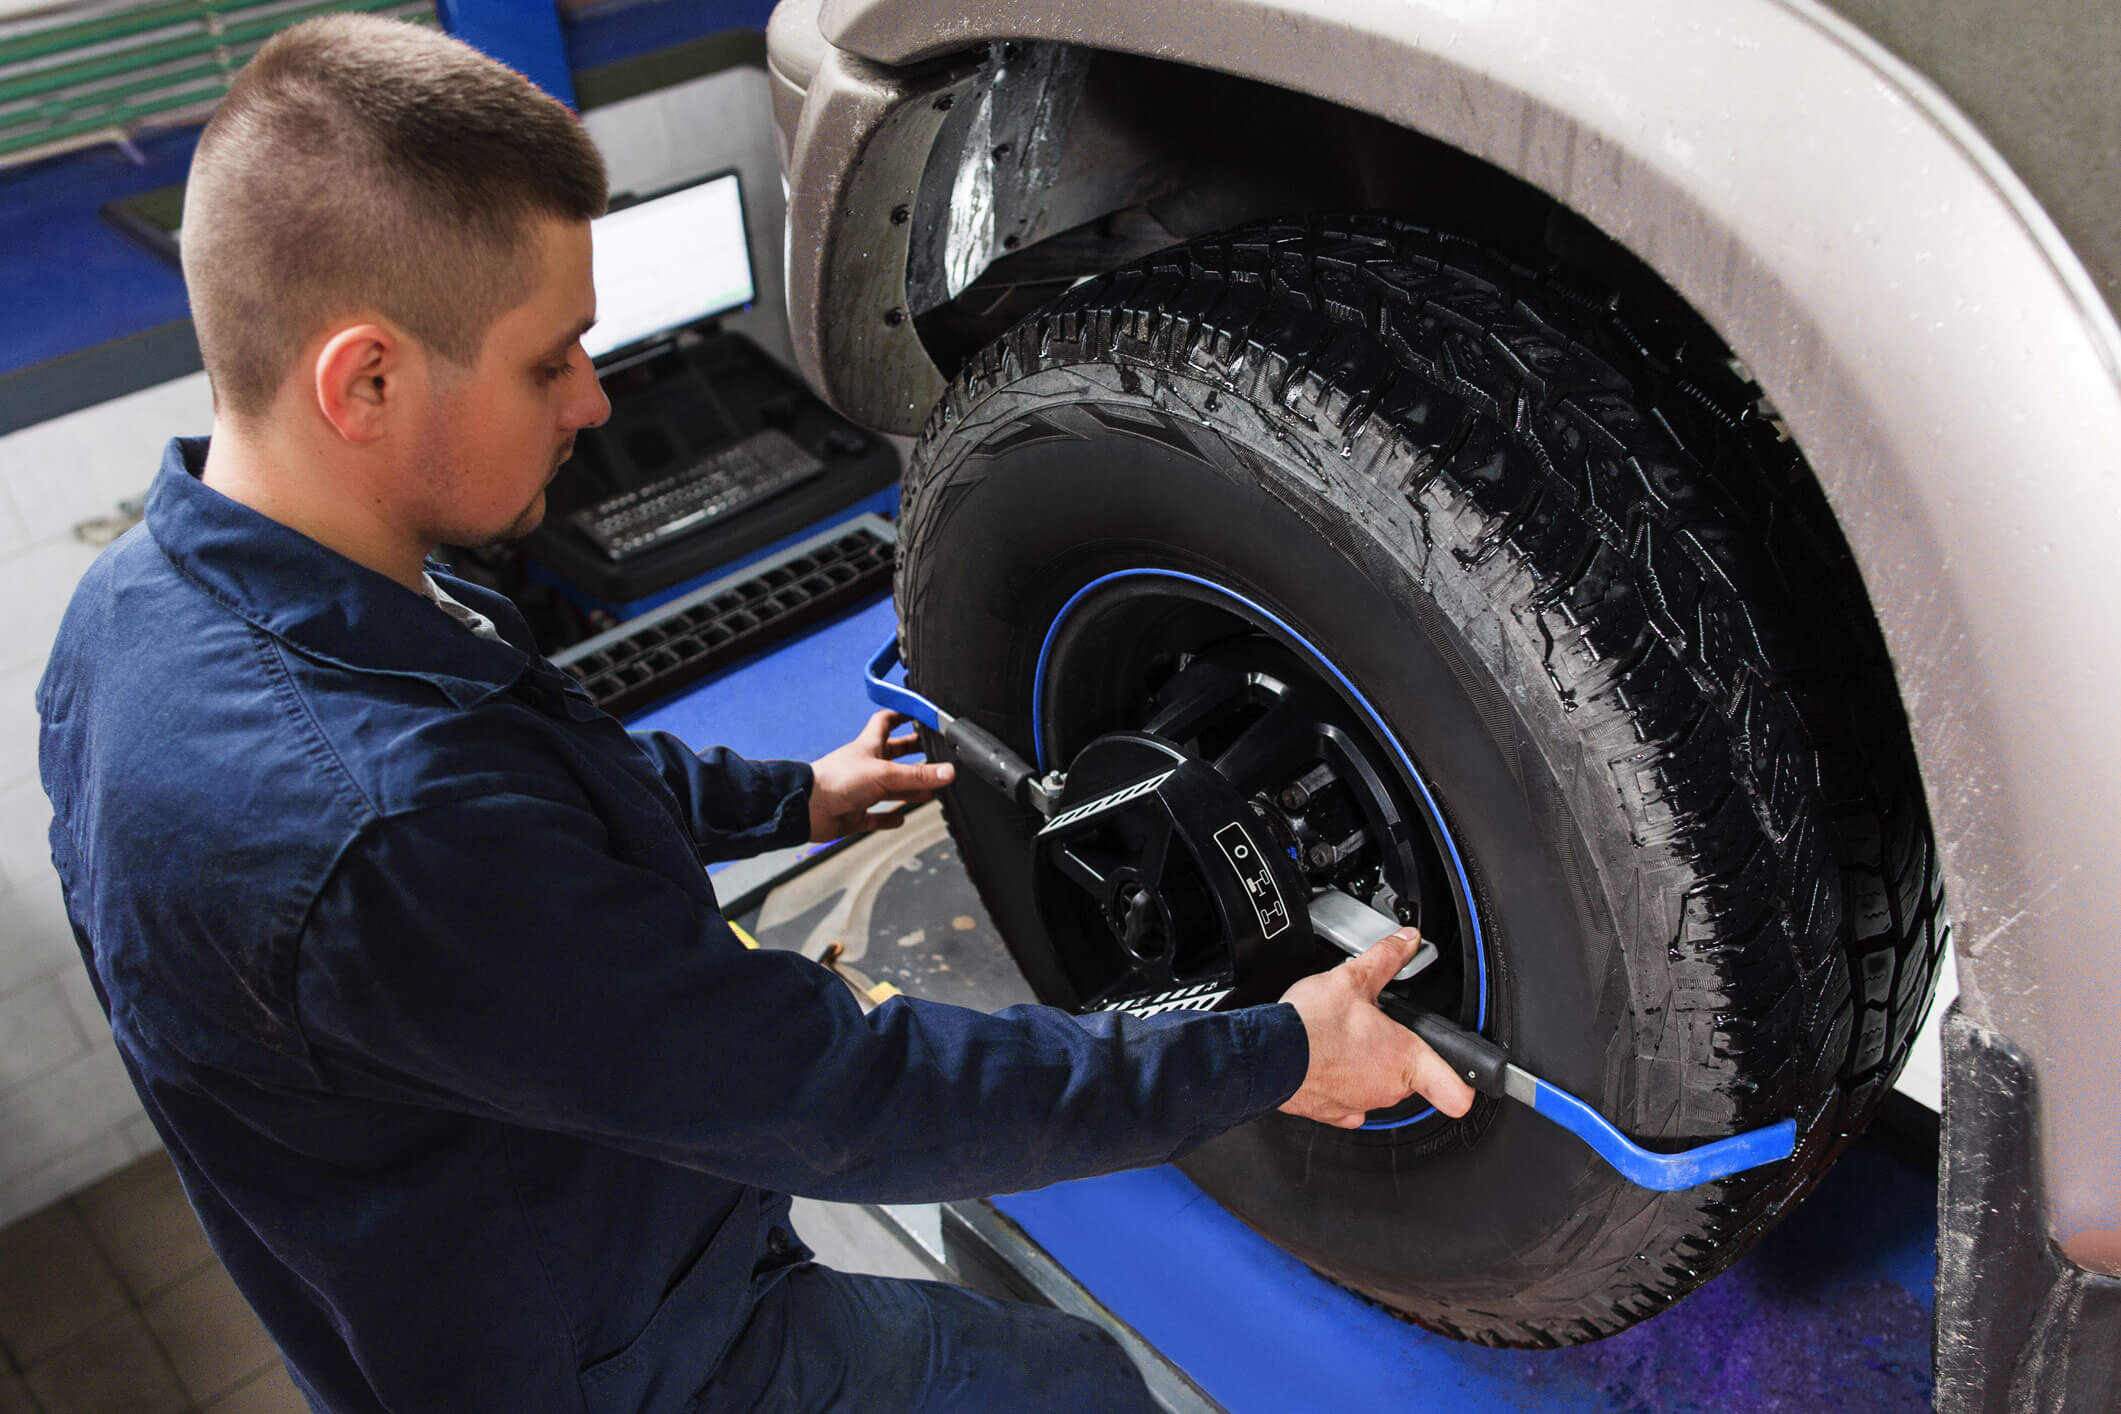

{"left": 767, "top": 1226, "right": 792, "bottom": 1256}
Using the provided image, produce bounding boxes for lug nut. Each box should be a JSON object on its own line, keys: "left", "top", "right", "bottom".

{"left": 1304, "top": 827, "right": 1369, "bottom": 874}
{"left": 1279, "top": 762, "right": 1337, "bottom": 814}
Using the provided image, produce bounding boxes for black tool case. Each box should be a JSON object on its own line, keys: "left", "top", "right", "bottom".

{"left": 525, "top": 328, "right": 898, "bottom": 606}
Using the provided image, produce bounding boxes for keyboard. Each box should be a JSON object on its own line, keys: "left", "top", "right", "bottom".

{"left": 554, "top": 516, "right": 897, "bottom": 717}
{"left": 570, "top": 428, "right": 827, "bottom": 561}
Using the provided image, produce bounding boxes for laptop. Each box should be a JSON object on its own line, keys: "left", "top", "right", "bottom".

{"left": 582, "top": 169, "right": 756, "bottom": 371}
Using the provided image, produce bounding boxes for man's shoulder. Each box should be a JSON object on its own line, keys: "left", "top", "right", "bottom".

{"left": 48, "top": 520, "right": 204, "bottom": 670}
{"left": 44, "top": 520, "right": 421, "bottom": 930}
{"left": 43, "top": 521, "right": 295, "bottom": 816}
{"left": 39, "top": 529, "right": 348, "bottom": 1077}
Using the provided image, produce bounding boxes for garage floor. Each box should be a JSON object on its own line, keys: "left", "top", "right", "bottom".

{"left": 0, "top": 1152, "right": 301, "bottom": 1413}
{"left": 0, "top": 1142, "right": 930, "bottom": 1414}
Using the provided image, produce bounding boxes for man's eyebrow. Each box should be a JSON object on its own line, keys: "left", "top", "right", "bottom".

{"left": 541, "top": 317, "right": 595, "bottom": 361}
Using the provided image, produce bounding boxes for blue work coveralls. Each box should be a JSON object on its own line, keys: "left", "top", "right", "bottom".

{"left": 36, "top": 439, "right": 1311, "bottom": 1413}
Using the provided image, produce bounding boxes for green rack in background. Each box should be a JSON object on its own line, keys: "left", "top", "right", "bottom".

{"left": 1, "top": 0, "right": 435, "bottom": 169}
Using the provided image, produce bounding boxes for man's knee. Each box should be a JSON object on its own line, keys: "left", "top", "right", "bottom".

{"left": 923, "top": 1291, "right": 1155, "bottom": 1411}
{"left": 1029, "top": 1310, "right": 1153, "bottom": 1407}
{"left": 738, "top": 1264, "right": 1158, "bottom": 1411}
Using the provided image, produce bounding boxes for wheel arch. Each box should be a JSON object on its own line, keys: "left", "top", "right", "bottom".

{"left": 776, "top": 0, "right": 2121, "bottom": 1258}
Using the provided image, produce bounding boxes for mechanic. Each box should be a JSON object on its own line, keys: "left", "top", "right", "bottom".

{"left": 35, "top": 16, "right": 1474, "bottom": 1413}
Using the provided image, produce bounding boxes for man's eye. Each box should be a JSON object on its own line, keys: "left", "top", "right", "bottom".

{"left": 540, "top": 361, "right": 573, "bottom": 383}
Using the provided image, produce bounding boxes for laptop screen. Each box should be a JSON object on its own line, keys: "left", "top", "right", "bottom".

{"left": 581, "top": 171, "right": 755, "bottom": 363}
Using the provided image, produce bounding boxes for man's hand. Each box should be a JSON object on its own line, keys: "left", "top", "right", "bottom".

{"left": 1277, "top": 929, "right": 1477, "bottom": 1128}
{"left": 808, "top": 710, "right": 956, "bottom": 842}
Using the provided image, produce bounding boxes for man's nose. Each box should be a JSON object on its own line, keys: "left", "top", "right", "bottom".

{"left": 572, "top": 372, "right": 611, "bottom": 431}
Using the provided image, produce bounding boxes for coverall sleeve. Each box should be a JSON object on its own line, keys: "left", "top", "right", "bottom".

{"left": 294, "top": 790, "right": 1310, "bottom": 1204}
{"left": 627, "top": 730, "right": 814, "bottom": 863}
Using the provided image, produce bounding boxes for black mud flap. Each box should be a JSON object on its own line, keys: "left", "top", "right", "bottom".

{"left": 1934, "top": 1001, "right": 2121, "bottom": 1410}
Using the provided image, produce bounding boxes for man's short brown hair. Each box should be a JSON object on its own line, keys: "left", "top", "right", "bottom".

{"left": 182, "top": 15, "right": 607, "bottom": 418}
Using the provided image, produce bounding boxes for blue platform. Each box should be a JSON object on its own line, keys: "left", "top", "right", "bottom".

{"left": 0, "top": 125, "right": 201, "bottom": 376}
{"left": 993, "top": 1139, "right": 1935, "bottom": 1411}
{"left": 626, "top": 587, "right": 902, "bottom": 882}
{"left": 627, "top": 589, "right": 901, "bottom": 776}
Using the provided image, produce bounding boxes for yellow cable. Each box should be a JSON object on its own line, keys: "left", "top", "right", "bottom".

{"left": 731, "top": 920, "right": 897, "bottom": 1005}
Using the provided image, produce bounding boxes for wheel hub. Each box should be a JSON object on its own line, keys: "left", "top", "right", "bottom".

{"left": 1031, "top": 730, "right": 1312, "bottom": 1010}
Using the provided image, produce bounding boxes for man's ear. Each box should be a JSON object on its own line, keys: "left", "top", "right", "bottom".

{"left": 312, "top": 323, "right": 404, "bottom": 443}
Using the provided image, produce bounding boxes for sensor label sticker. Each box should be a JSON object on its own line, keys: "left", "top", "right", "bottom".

{"left": 1039, "top": 770, "right": 1175, "bottom": 835}
{"left": 1214, "top": 822, "right": 1290, "bottom": 939}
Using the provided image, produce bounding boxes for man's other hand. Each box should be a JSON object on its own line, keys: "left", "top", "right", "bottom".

{"left": 1277, "top": 929, "right": 1478, "bottom": 1128}
{"left": 808, "top": 710, "right": 956, "bottom": 842}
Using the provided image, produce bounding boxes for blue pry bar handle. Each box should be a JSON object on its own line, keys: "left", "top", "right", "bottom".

{"left": 1528, "top": 1080, "right": 1798, "bottom": 1192}
{"left": 864, "top": 635, "right": 943, "bottom": 731}
{"left": 1407, "top": 1010, "right": 1796, "bottom": 1191}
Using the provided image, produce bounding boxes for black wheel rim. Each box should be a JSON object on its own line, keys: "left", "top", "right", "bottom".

{"left": 1031, "top": 568, "right": 1493, "bottom": 1130}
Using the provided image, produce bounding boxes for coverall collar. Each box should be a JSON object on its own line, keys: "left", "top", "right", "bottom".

{"left": 143, "top": 436, "right": 534, "bottom": 710}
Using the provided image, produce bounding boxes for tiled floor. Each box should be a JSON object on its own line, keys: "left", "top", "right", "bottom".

{"left": 0, "top": 1148, "right": 937, "bottom": 1414}
{"left": 0, "top": 1151, "right": 304, "bottom": 1414}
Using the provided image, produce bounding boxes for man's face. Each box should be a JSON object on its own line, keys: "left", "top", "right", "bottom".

{"left": 412, "top": 218, "right": 609, "bottom": 547}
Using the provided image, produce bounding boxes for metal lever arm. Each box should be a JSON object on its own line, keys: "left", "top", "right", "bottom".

{"left": 864, "top": 635, "right": 1058, "bottom": 815}
{"left": 1308, "top": 889, "right": 1436, "bottom": 982}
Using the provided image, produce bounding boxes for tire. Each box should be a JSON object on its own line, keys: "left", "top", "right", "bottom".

{"left": 895, "top": 215, "right": 1946, "bottom": 1345}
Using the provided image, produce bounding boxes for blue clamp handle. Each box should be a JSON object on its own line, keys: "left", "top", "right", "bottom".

{"left": 1529, "top": 1081, "right": 1797, "bottom": 1191}
{"left": 1408, "top": 1010, "right": 1796, "bottom": 1190}
{"left": 866, "top": 635, "right": 1047, "bottom": 808}
{"left": 864, "top": 635, "right": 945, "bottom": 731}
